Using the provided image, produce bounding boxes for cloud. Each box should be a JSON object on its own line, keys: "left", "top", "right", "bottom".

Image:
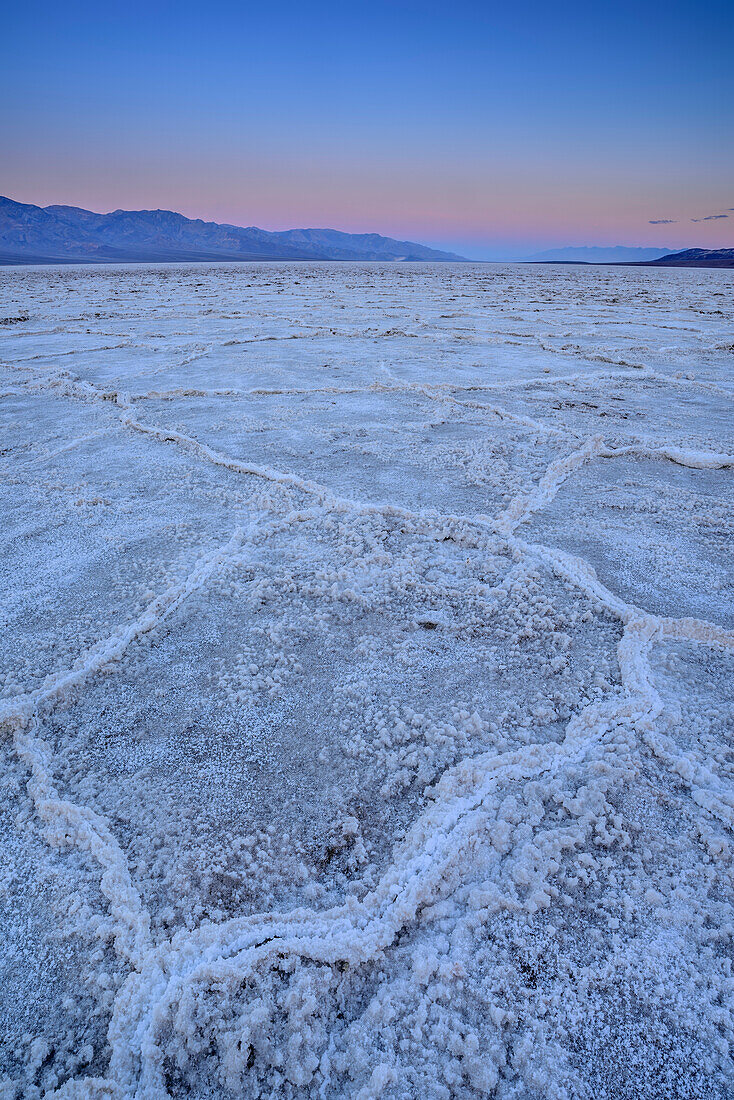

{"left": 691, "top": 213, "right": 728, "bottom": 221}
{"left": 649, "top": 218, "right": 676, "bottom": 224}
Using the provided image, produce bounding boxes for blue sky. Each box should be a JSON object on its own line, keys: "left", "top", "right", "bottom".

{"left": 1, "top": 0, "right": 732, "bottom": 257}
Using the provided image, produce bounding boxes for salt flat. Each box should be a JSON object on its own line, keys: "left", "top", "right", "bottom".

{"left": 1, "top": 261, "right": 732, "bottom": 1099}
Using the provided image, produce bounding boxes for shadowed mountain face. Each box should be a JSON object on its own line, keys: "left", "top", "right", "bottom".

{"left": 0, "top": 197, "right": 465, "bottom": 264}
{"left": 646, "top": 248, "right": 734, "bottom": 268}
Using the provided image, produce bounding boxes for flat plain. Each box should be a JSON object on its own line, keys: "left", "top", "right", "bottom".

{"left": 1, "top": 261, "right": 733, "bottom": 1099}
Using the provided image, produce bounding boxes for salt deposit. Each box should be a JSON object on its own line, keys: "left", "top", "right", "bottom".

{"left": 1, "top": 261, "right": 732, "bottom": 1098}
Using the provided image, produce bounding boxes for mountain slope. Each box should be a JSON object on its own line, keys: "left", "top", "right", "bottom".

{"left": 646, "top": 248, "right": 734, "bottom": 269}
{"left": 524, "top": 245, "right": 734, "bottom": 269}
{"left": 0, "top": 197, "right": 465, "bottom": 264}
{"left": 527, "top": 245, "right": 671, "bottom": 263}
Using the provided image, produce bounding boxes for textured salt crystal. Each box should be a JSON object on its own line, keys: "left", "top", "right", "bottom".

{"left": 0, "top": 262, "right": 732, "bottom": 1098}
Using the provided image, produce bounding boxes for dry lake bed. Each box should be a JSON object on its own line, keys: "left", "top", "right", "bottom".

{"left": 1, "top": 261, "right": 733, "bottom": 1099}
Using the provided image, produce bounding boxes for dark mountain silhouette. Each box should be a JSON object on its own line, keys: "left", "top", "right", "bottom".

{"left": 0, "top": 197, "right": 465, "bottom": 264}
{"left": 526, "top": 246, "right": 734, "bottom": 269}
{"left": 645, "top": 248, "right": 734, "bottom": 268}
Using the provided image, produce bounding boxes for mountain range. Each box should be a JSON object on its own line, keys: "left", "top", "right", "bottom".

{"left": 645, "top": 248, "right": 734, "bottom": 269}
{"left": 527, "top": 245, "right": 734, "bottom": 268}
{"left": 527, "top": 245, "right": 672, "bottom": 263}
{"left": 0, "top": 197, "right": 465, "bottom": 264}
{"left": 1, "top": 198, "right": 732, "bottom": 268}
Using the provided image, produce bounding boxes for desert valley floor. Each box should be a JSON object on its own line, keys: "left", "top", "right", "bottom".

{"left": 1, "top": 261, "right": 733, "bottom": 1099}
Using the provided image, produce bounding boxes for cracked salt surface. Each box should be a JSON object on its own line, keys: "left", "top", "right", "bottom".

{"left": 1, "top": 261, "right": 733, "bottom": 1099}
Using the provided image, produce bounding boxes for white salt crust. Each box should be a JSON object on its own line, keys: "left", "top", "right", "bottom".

{"left": 1, "top": 262, "right": 732, "bottom": 1099}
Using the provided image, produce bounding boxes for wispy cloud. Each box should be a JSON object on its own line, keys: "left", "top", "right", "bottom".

{"left": 649, "top": 218, "right": 676, "bottom": 224}
{"left": 691, "top": 213, "right": 729, "bottom": 221}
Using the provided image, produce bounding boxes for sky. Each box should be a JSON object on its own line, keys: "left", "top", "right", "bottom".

{"left": 1, "top": 0, "right": 732, "bottom": 259}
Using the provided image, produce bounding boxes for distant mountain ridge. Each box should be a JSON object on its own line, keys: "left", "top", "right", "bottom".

{"left": 527, "top": 245, "right": 733, "bottom": 269}
{"left": 645, "top": 248, "right": 734, "bottom": 269}
{"left": 0, "top": 197, "right": 465, "bottom": 264}
{"left": 527, "top": 245, "right": 672, "bottom": 263}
